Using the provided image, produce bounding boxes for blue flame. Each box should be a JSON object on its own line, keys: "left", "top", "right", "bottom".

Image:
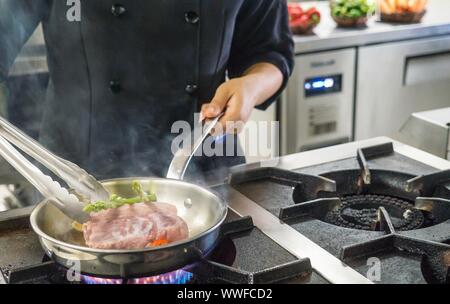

{"left": 81, "top": 269, "right": 193, "bottom": 284}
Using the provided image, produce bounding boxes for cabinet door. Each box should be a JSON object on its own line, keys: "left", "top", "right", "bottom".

{"left": 238, "top": 103, "right": 277, "bottom": 163}
{"left": 355, "top": 36, "right": 450, "bottom": 140}
{"left": 282, "top": 48, "right": 356, "bottom": 154}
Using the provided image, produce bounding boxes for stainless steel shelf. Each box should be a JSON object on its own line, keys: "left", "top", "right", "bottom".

{"left": 294, "top": 0, "right": 450, "bottom": 54}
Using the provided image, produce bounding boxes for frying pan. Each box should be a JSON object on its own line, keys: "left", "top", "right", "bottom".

{"left": 30, "top": 177, "right": 227, "bottom": 278}
{"left": 0, "top": 115, "right": 228, "bottom": 278}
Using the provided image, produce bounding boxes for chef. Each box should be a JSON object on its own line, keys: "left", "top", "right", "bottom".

{"left": 0, "top": 1, "right": 294, "bottom": 180}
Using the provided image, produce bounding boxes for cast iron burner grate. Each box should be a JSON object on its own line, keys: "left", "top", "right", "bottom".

{"left": 340, "top": 206, "right": 450, "bottom": 284}
{"left": 324, "top": 194, "right": 426, "bottom": 231}
{"left": 264, "top": 143, "right": 450, "bottom": 232}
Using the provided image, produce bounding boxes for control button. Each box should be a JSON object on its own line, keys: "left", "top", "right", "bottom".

{"left": 185, "top": 84, "right": 198, "bottom": 95}
{"left": 109, "top": 80, "right": 122, "bottom": 94}
{"left": 111, "top": 4, "right": 126, "bottom": 17}
{"left": 185, "top": 11, "right": 200, "bottom": 24}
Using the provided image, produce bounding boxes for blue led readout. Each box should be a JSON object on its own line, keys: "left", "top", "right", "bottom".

{"left": 304, "top": 74, "right": 342, "bottom": 97}
{"left": 305, "top": 78, "right": 334, "bottom": 90}
{"left": 324, "top": 78, "right": 335, "bottom": 88}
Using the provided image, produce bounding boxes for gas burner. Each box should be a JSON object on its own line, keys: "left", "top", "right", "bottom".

{"left": 78, "top": 234, "right": 240, "bottom": 284}
{"left": 324, "top": 194, "right": 426, "bottom": 231}
{"left": 340, "top": 206, "right": 450, "bottom": 284}
{"left": 278, "top": 167, "right": 450, "bottom": 232}
{"left": 81, "top": 269, "right": 194, "bottom": 285}
{"left": 273, "top": 143, "right": 450, "bottom": 232}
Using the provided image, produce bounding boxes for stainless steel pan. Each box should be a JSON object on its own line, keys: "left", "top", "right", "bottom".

{"left": 0, "top": 115, "right": 228, "bottom": 278}
{"left": 30, "top": 177, "right": 227, "bottom": 278}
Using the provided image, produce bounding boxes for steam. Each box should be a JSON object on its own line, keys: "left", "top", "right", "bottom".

{"left": 0, "top": 2, "right": 51, "bottom": 207}
{"left": 0, "top": 2, "right": 241, "bottom": 211}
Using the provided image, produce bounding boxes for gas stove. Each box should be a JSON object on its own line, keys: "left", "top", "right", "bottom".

{"left": 1, "top": 137, "right": 450, "bottom": 284}
{"left": 0, "top": 208, "right": 318, "bottom": 284}
{"left": 222, "top": 137, "right": 450, "bottom": 284}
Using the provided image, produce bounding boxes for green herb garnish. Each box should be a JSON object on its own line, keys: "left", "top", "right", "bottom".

{"left": 83, "top": 181, "right": 157, "bottom": 213}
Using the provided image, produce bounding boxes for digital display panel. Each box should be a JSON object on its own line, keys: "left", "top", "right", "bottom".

{"left": 304, "top": 74, "right": 342, "bottom": 97}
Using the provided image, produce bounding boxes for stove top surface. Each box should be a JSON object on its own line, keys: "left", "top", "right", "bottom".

{"left": 228, "top": 141, "right": 450, "bottom": 284}
{"left": 1, "top": 138, "right": 450, "bottom": 284}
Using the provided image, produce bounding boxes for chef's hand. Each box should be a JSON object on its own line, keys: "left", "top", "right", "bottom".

{"left": 201, "top": 63, "right": 283, "bottom": 136}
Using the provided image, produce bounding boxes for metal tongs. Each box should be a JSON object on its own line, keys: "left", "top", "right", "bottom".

{"left": 0, "top": 116, "right": 110, "bottom": 223}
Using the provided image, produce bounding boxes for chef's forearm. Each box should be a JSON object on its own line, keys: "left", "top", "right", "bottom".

{"left": 243, "top": 62, "right": 284, "bottom": 107}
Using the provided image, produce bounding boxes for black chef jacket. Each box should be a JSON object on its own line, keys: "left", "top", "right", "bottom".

{"left": 0, "top": 0, "right": 294, "bottom": 180}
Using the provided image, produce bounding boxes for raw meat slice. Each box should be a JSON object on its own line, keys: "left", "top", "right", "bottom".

{"left": 82, "top": 202, "right": 188, "bottom": 249}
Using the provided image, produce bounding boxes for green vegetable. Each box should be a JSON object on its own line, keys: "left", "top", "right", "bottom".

{"left": 83, "top": 181, "right": 157, "bottom": 213}
{"left": 331, "top": 0, "right": 375, "bottom": 18}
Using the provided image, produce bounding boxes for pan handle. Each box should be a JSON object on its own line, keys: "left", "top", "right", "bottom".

{"left": 166, "top": 114, "right": 223, "bottom": 180}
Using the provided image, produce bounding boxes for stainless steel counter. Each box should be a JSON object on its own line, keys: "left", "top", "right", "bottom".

{"left": 231, "top": 136, "right": 450, "bottom": 177}
{"left": 294, "top": 0, "right": 450, "bottom": 53}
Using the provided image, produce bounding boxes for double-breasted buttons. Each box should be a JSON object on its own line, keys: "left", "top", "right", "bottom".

{"left": 185, "top": 84, "right": 198, "bottom": 95}
{"left": 111, "top": 4, "right": 127, "bottom": 17}
{"left": 185, "top": 11, "right": 200, "bottom": 24}
{"left": 109, "top": 80, "right": 122, "bottom": 94}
